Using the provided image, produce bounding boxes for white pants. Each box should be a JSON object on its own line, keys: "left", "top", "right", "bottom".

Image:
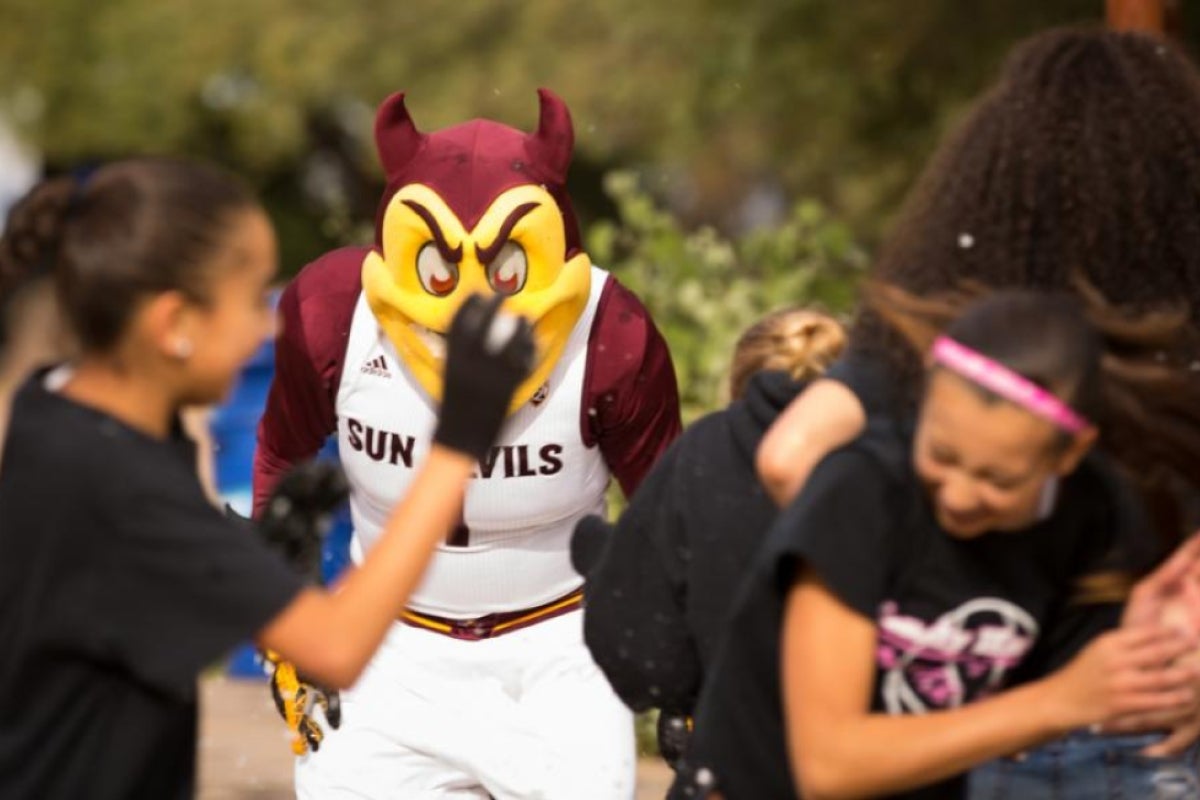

{"left": 294, "top": 610, "right": 635, "bottom": 799}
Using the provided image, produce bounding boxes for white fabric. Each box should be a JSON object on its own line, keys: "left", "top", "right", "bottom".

{"left": 336, "top": 267, "right": 611, "bottom": 617}
{"left": 293, "top": 612, "right": 636, "bottom": 800}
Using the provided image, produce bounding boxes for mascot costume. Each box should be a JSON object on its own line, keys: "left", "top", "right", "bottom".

{"left": 253, "top": 88, "right": 681, "bottom": 799}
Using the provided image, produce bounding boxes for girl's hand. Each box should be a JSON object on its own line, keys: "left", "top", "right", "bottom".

{"left": 1123, "top": 533, "right": 1200, "bottom": 631}
{"left": 1108, "top": 532, "right": 1200, "bottom": 756}
{"left": 1043, "top": 626, "right": 1198, "bottom": 732}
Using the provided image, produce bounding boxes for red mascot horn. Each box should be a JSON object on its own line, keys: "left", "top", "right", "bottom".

{"left": 527, "top": 88, "right": 573, "bottom": 185}
{"left": 375, "top": 92, "right": 425, "bottom": 178}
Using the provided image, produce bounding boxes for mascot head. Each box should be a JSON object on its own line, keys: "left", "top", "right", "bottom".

{"left": 362, "top": 88, "right": 591, "bottom": 412}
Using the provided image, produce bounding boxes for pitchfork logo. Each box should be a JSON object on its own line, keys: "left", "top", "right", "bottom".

{"left": 875, "top": 598, "right": 1037, "bottom": 714}
{"left": 361, "top": 355, "right": 392, "bottom": 379}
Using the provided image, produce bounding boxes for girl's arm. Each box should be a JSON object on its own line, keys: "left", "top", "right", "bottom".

{"left": 782, "top": 570, "right": 1198, "bottom": 800}
{"left": 756, "top": 380, "right": 865, "bottom": 507}
{"left": 256, "top": 445, "right": 473, "bottom": 688}
{"left": 255, "top": 294, "right": 535, "bottom": 689}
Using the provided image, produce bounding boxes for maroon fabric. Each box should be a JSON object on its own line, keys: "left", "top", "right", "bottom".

{"left": 252, "top": 247, "right": 365, "bottom": 516}
{"left": 582, "top": 278, "right": 683, "bottom": 497}
{"left": 372, "top": 90, "right": 582, "bottom": 258}
{"left": 252, "top": 253, "right": 681, "bottom": 514}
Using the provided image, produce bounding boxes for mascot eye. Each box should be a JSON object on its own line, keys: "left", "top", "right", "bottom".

{"left": 487, "top": 242, "right": 528, "bottom": 295}
{"left": 416, "top": 243, "right": 459, "bottom": 297}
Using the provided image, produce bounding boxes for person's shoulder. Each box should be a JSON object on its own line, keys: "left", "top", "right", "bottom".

{"left": 589, "top": 271, "right": 659, "bottom": 349}
{"left": 652, "top": 408, "right": 738, "bottom": 479}
{"left": 818, "top": 423, "right": 911, "bottom": 488}
{"left": 1066, "top": 450, "right": 1125, "bottom": 491}
{"left": 276, "top": 246, "right": 368, "bottom": 359}
{"left": 286, "top": 246, "right": 368, "bottom": 305}
{"left": 679, "top": 407, "right": 731, "bottom": 441}
{"left": 5, "top": 375, "right": 75, "bottom": 465}
{"left": 594, "top": 270, "right": 651, "bottom": 316}
{"left": 1059, "top": 451, "right": 1160, "bottom": 566}
{"left": 1057, "top": 451, "right": 1140, "bottom": 524}
{"left": 581, "top": 269, "right": 680, "bottom": 457}
{"left": 7, "top": 378, "right": 191, "bottom": 501}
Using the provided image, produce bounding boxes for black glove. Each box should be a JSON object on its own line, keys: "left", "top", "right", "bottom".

{"left": 657, "top": 710, "right": 693, "bottom": 770}
{"left": 571, "top": 514, "right": 613, "bottom": 577}
{"left": 433, "top": 293, "right": 536, "bottom": 461}
{"left": 226, "top": 460, "right": 349, "bottom": 583}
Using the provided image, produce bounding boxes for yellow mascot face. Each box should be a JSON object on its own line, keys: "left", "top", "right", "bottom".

{"left": 362, "top": 90, "right": 590, "bottom": 412}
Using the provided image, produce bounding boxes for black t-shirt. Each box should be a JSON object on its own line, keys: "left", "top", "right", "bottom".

{"left": 572, "top": 370, "right": 805, "bottom": 715}
{"left": 671, "top": 427, "right": 1146, "bottom": 800}
{"left": 823, "top": 351, "right": 1161, "bottom": 678}
{"left": 0, "top": 373, "right": 305, "bottom": 799}
{"left": 823, "top": 347, "right": 902, "bottom": 421}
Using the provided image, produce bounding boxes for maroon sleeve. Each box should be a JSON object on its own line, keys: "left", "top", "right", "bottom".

{"left": 252, "top": 247, "right": 366, "bottom": 516}
{"left": 582, "top": 275, "right": 682, "bottom": 497}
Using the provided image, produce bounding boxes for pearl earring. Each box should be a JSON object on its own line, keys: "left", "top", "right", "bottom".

{"left": 173, "top": 339, "right": 194, "bottom": 359}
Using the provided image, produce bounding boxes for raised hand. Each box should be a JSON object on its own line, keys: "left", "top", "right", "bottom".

{"left": 433, "top": 293, "right": 535, "bottom": 461}
{"left": 1122, "top": 533, "right": 1200, "bottom": 632}
{"left": 1105, "top": 532, "right": 1200, "bottom": 754}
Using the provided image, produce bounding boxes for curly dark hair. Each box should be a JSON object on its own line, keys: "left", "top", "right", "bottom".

{"left": 856, "top": 26, "right": 1200, "bottom": 394}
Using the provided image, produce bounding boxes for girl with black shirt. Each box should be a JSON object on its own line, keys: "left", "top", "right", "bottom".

{"left": 754, "top": 26, "right": 1200, "bottom": 793}
{"left": 0, "top": 158, "right": 534, "bottom": 799}
{"left": 673, "top": 291, "right": 1200, "bottom": 800}
{"left": 570, "top": 308, "right": 845, "bottom": 761}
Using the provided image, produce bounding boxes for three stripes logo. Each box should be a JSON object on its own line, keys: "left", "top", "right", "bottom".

{"left": 361, "top": 354, "right": 392, "bottom": 379}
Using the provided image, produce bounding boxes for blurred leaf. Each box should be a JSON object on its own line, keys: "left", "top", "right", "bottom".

{"left": 591, "top": 170, "right": 866, "bottom": 423}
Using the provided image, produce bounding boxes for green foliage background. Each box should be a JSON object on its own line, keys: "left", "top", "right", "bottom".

{"left": 591, "top": 171, "right": 866, "bottom": 422}
{"left": 5, "top": 0, "right": 1189, "bottom": 259}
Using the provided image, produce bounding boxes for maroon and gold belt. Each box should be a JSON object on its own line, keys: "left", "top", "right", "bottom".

{"left": 400, "top": 589, "right": 584, "bottom": 641}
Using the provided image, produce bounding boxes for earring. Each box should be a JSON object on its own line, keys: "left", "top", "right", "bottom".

{"left": 173, "top": 339, "right": 194, "bottom": 359}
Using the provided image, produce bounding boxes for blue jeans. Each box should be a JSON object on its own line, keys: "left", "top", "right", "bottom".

{"left": 969, "top": 731, "right": 1200, "bottom": 800}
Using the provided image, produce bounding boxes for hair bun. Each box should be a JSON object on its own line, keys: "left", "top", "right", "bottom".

{"left": 0, "top": 177, "right": 75, "bottom": 295}
{"left": 0, "top": 176, "right": 76, "bottom": 346}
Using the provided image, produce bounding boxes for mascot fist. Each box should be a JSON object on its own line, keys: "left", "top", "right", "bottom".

{"left": 264, "top": 651, "right": 342, "bottom": 755}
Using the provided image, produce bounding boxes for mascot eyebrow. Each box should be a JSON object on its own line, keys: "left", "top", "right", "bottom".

{"left": 401, "top": 199, "right": 464, "bottom": 263}
{"left": 475, "top": 202, "right": 540, "bottom": 265}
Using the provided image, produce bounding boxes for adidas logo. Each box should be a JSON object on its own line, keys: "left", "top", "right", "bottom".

{"left": 361, "top": 355, "right": 392, "bottom": 379}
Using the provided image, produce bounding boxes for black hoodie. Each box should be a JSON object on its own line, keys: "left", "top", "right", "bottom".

{"left": 571, "top": 370, "right": 806, "bottom": 716}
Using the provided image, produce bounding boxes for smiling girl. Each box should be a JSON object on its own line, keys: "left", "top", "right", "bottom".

{"left": 672, "top": 289, "right": 1200, "bottom": 800}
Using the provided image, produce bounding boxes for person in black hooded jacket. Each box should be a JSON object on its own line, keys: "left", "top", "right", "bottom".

{"left": 570, "top": 307, "right": 846, "bottom": 759}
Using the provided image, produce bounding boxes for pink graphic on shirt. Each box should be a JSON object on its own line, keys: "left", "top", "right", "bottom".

{"left": 876, "top": 598, "right": 1037, "bottom": 714}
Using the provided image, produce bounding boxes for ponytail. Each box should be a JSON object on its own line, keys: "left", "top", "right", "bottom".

{"left": 729, "top": 308, "right": 846, "bottom": 401}
{"left": 2, "top": 158, "right": 256, "bottom": 355}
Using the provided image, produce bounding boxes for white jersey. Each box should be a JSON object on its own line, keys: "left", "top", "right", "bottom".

{"left": 336, "top": 267, "right": 611, "bottom": 617}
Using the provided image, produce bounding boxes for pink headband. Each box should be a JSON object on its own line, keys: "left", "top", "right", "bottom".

{"left": 930, "top": 336, "right": 1092, "bottom": 434}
